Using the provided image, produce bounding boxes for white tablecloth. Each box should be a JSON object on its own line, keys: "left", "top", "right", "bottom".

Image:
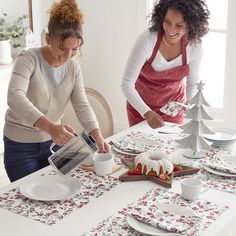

{"left": 1, "top": 121, "right": 236, "bottom": 236}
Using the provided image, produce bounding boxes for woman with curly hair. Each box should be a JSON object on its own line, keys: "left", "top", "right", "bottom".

{"left": 4, "top": 0, "right": 110, "bottom": 182}
{"left": 121, "top": 0, "right": 210, "bottom": 128}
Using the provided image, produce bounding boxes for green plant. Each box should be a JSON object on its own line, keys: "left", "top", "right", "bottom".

{"left": 0, "top": 13, "right": 28, "bottom": 43}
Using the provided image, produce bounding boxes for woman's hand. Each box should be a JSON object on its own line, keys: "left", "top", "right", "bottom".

{"left": 89, "top": 129, "right": 111, "bottom": 153}
{"left": 144, "top": 110, "right": 165, "bottom": 129}
{"left": 48, "top": 124, "right": 76, "bottom": 144}
{"left": 34, "top": 116, "right": 76, "bottom": 144}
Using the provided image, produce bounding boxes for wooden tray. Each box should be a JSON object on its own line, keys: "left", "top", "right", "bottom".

{"left": 119, "top": 157, "right": 200, "bottom": 188}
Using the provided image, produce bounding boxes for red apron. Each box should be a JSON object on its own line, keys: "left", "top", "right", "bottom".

{"left": 127, "top": 33, "right": 189, "bottom": 126}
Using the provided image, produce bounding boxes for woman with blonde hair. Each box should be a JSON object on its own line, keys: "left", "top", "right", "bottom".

{"left": 4, "top": 0, "right": 110, "bottom": 182}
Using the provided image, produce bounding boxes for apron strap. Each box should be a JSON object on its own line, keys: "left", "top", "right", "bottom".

{"left": 148, "top": 32, "right": 188, "bottom": 66}
{"left": 148, "top": 32, "right": 164, "bottom": 64}
{"left": 181, "top": 35, "right": 187, "bottom": 65}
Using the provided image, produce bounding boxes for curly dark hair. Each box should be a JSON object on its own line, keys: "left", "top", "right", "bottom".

{"left": 149, "top": 0, "right": 210, "bottom": 43}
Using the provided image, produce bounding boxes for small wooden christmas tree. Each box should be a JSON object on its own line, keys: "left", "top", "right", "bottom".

{"left": 176, "top": 81, "right": 215, "bottom": 159}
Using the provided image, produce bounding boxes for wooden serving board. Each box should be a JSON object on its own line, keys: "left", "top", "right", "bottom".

{"left": 119, "top": 172, "right": 174, "bottom": 188}
{"left": 119, "top": 157, "right": 200, "bottom": 188}
{"left": 80, "top": 164, "right": 121, "bottom": 175}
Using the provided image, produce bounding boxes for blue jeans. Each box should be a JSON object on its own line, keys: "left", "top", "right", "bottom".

{"left": 4, "top": 136, "right": 55, "bottom": 182}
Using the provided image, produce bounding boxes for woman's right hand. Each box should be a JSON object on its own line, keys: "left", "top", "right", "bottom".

{"left": 144, "top": 110, "right": 165, "bottom": 129}
{"left": 34, "top": 116, "right": 76, "bottom": 145}
{"left": 49, "top": 124, "right": 76, "bottom": 145}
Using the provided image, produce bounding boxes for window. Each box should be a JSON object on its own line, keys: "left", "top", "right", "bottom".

{"left": 201, "top": 0, "right": 228, "bottom": 109}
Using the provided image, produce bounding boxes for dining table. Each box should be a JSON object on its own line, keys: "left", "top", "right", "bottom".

{"left": 1, "top": 120, "right": 236, "bottom": 236}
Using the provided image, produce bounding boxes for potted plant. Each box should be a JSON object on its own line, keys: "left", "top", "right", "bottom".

{"left": 0, "top": 12, "right": 28, "bottom": 64}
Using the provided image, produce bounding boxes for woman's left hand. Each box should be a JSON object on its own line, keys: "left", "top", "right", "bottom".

{"left": 89, "top": 129, "right": 111, "bottom": 153}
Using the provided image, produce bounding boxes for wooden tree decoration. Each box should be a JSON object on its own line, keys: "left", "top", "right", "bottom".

{"left": 176, "top": 81, "right": 215, "bottom": 159}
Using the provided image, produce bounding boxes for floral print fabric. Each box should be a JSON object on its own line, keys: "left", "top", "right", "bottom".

{"left": 82, "top": 188, "right": 228, "bottom": 236}
{"left": 129, "top": 205, "right": 200, "bottom": 233}
{"left": 0, "top": 169, "right": 120, "bottom": 225}
{"left": 201, "top": 154, "right": 236, "bottom": 174}
{"left": 110, "top": 131, "right": 177, "bottom": 155}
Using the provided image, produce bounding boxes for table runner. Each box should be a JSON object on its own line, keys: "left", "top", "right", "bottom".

{"left": 82, "top": 188, "right": 228, "bottom": 236}
{"left": 0, "top": 169, "right": 120, "bottom": 225}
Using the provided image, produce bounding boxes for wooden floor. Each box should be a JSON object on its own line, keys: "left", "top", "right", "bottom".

{"left": 0, "top": 153, "right": 10, "bottom": 187}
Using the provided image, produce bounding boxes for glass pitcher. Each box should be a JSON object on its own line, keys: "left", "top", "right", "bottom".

{"left": 48, "top": 131, "right": 98, "bottom": 176}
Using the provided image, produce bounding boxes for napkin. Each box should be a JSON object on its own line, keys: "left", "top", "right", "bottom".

{"left": 129, "top": 206, "right": 199, "bottom": 233}
{"left": 110, "top": 137, "right": 157, "bottom": 154}
{"left": 160, "top": 101, "right": 190, "bottom": 117}
{"left": 203, "top": 158, "right": 236, "bottom": 174}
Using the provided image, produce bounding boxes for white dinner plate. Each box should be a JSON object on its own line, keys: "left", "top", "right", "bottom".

{"left": 203, "top": 128, "right": 236, "bottom": 142}
{"left": 127, "top": 203, "right": 195, "bottom": 236}
{"left": 157, "top": 125, "right": 182, "bottom": 134}
{"left": 19, "top": 175, "right": 81, "bottom": 201}
{"left": 203, "top": 165, "right": 236, "bottom": 177}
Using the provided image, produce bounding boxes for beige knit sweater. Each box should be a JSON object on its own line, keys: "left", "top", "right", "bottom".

{"left": 4, "top": 49, "right": 99, "bottom": 142}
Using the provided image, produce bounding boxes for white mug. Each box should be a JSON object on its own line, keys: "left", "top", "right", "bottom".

{"left": 93, "top": 153, "right": 115, "bottom": 176}
{"left": 181, "top": 177, "right": 204, "bottom": 201}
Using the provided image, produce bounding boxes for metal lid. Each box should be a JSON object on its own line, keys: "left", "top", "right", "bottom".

{"left": 80, "top": 131, "right": 98, "bottom": 152}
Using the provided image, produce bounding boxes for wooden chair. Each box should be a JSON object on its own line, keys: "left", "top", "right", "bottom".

{"left": 62, "top": 87, "right": 114, "bottom": 138}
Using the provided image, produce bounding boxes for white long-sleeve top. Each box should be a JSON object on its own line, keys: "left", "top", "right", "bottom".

{"left": 121, "top": 29, "right": 202, "bottom": 117}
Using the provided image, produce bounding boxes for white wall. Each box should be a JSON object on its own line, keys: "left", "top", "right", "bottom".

{"left": 78, "top": 0, "right": 148, "bottom": 132}
{"left": 0, "top": 0, "right": 28, "bottom": 20}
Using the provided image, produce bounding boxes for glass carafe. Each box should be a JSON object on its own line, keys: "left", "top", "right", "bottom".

{"left": 48, "top": 131, "right": 98, "bottom": 176}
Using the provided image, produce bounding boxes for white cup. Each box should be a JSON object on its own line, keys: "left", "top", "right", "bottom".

{"left": 92, "top": 153, "right": 115, "bottom": 176}
{"left": 181, "top": 177, "right": 203, "bottom": 201}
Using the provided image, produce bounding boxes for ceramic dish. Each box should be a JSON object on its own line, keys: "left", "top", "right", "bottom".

{"left": 157, "top": 126, "right": 182, "bottom": 134}
{"left": 203, "top": 128, "right": 236, "bottom": 142}
{"left": 19, "top": 174, "right": 81, "bottom": 201}
{"left": 203, "top": 165, "right": 236, "bottom": 177}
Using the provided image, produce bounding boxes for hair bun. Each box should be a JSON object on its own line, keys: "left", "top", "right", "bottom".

{"left": 50, "top": 0, "right": 84, "bottom": 24}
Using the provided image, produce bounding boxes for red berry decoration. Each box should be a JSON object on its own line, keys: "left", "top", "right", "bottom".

{"left": 128, "top": 168, "right": 141, "bottom": 175}
{"left": 173, "top": 165, "right": 183, "bottom": 172}
{"left": 127, "top": 162, "right": 142, "bottom": 175}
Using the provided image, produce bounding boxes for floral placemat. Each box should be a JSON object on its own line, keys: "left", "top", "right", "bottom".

{"left": 176, "top": 149, "right": 236, "bottom": 194}
{"left": 0, "top": 169, "right": 120, "bottom": 225}
{"left": 176, "top": 168, "right": 236, "bottom": 194}
{"left": 201, "top": 149, "right": 236, "bottom": 173}
{"left": 110, "top": 131, "right": 177, "bottom": 155}
{"left": 82, "top": 188, "right": 228, "bottom": 236}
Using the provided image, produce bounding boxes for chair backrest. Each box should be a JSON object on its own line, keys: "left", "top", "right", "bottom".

{"left": 62, "top": 87, "right": 114, "bottom": 138}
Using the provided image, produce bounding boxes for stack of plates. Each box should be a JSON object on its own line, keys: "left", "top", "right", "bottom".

{"left": 203, "top": 127, "right": 236, "bottom": 147}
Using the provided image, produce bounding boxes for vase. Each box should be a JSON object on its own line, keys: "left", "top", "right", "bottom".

{"left": 0, "top": 40, "right": 13, "bottom": 65}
